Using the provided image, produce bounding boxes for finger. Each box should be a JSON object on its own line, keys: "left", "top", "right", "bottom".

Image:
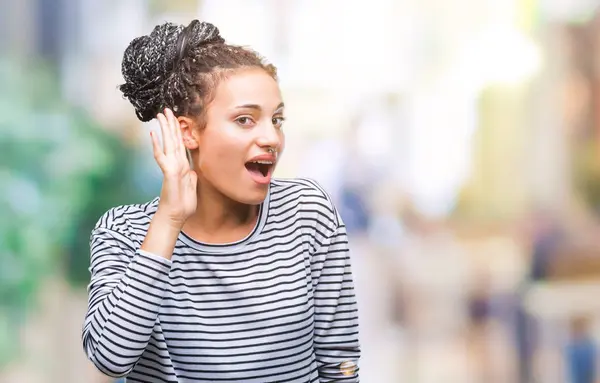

{"left": 172, "top": 114, "right": 189, "bottom": 163}
{"left": 166, "top": 108, "right": 189, "bottom": 164}
{"left": 165, "top": 108, "right": 180, "bottom": 153}
{"left": 172, "top": 110, "right": 183, "bottom": 148}
{"left": 150, "top": 131, "right": 166, "bottom": 167}
{"left": 157, "top": 112, "right": 173, "bottom": 154}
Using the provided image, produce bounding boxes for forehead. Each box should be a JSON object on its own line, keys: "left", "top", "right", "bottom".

{"left": 211, "top": 68, "right": 282, "bottom": 108}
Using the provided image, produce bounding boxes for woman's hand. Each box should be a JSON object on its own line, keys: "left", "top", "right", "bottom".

{"left": 151, "top": 108, "right": 197, "bottom": 228}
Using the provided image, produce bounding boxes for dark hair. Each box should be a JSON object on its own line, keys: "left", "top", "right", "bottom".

{"left": 119, "top": 20, "right": 277, "bottom": 122}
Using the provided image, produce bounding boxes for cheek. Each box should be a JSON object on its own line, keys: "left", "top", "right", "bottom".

{"left": 275, "top": 130, "right": 286, "bottom": 156}
{"left": 197, "top": 127, "right": 245, "bottom": 173}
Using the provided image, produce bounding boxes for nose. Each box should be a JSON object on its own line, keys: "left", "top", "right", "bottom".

{"left": 256, "top": 120, "right": 282, "bottom": 151}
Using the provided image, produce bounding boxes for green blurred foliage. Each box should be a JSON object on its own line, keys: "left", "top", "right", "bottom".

{"left": 0, "top": 58, "right": 152, "bottom": 366}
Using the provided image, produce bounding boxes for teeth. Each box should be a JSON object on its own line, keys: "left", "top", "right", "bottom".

{"left": 253, "top": 160, "right": 273, "bottom": 165}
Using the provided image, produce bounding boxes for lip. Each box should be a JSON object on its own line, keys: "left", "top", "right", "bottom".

{"left": 246, "top": 153, "right": 277, "bottom": 163}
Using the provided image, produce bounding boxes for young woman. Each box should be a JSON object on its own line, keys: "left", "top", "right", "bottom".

{"left": 82, "top": 20, "right": 361, "bottom": 382}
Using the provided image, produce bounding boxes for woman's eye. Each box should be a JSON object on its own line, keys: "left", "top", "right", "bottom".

{"left": 235, "top": 117, "right": 254, "bottom": 126}
{"left": 272, "top": 117, "right": 285, "bottom": 129}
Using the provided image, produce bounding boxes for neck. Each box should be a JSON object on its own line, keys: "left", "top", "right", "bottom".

{"left": 183, "top": 174, "right": 259, "bottom": 243}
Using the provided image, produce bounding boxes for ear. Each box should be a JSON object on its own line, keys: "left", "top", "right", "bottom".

{"left": 178, "top": 116, "right": 199, "bottom": 150}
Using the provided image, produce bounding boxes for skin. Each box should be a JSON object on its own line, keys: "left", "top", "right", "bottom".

{"left": 141, "top": 67, "right": 285, "bottom": 258}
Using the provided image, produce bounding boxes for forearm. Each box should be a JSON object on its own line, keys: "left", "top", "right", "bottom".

{"left": 83, "top": 250, "right": 171, "bottom": 377}
{"left": 314, "top": 300, "right": 361, "bottom": 382}
{"left": 83, "top": 212, "right": 181, "bottom": 377}
{"left": 312, "top": 226, "right": 361, "bottom": 382}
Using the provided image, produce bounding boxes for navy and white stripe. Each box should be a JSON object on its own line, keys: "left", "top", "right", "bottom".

{"left": 82, "top": 178, "right": 360, "bottom": 382}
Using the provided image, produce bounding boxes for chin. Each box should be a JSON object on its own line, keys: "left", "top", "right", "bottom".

{"left": 223, "top": 181, "right": 269, "bottom": 206}
{"left": 236, "top": 187, "right": 269, "bottom": 206}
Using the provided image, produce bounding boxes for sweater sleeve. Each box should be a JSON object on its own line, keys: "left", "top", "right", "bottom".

{"left": 82, "top": 226, "right": 172, "bottom": 377}
{"left": 312, "top": 223, "right": 361, "bottom": 382}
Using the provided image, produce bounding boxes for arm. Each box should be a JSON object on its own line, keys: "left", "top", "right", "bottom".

{"left": 312, "top": 223, "right": 361, "bottom": 382}
{"left": 82, "top": 213, "right": 180, "bottom": 377}
{"left": 82, "top": 108, "right": 194, "bottom": 377}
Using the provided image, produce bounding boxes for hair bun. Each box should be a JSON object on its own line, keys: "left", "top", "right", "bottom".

{"left": 119, "top": 21, "right": 224, "bottom": 122}
{"left": 186, "top": 20, "right": 224, "bottom": 48}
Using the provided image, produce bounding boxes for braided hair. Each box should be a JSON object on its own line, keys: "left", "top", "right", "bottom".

{"left": 119, "top": 20, "right": 277, "bottom": 122}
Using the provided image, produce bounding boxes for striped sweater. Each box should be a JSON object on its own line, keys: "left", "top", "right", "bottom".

{"left": 82, "top": 178, "right": 361, "bottom": 382}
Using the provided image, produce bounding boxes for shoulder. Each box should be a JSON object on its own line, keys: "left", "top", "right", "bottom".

{"left": 92, "top": 197, "right": 159, "bottom": 239}
{"left": 270, "top": 177, "right": 341, "bottom": 228}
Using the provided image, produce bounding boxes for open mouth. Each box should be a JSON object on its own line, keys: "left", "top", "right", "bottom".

{"left": 245, "top": 160, "right": 274, "bottom": 180}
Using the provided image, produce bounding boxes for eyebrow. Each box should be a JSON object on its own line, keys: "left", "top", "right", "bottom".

{"left": 235, "top": 102, "right": 285, "bottom": 111}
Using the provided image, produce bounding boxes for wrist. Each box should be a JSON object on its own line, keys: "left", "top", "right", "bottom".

{"left": 154, "top": 208, "right": 187, "bottom": 232}
{"left": 140, "top": 210, "right": 184, "bottom": 261}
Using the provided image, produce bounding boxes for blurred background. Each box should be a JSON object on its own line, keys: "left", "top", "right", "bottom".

{"left": 3, "top": 0, "right": 600, "bottom": 382}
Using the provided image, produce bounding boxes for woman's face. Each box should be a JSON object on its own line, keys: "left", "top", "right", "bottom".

{"left": 185, "top": 68, "right": 285, "bottom": 205}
